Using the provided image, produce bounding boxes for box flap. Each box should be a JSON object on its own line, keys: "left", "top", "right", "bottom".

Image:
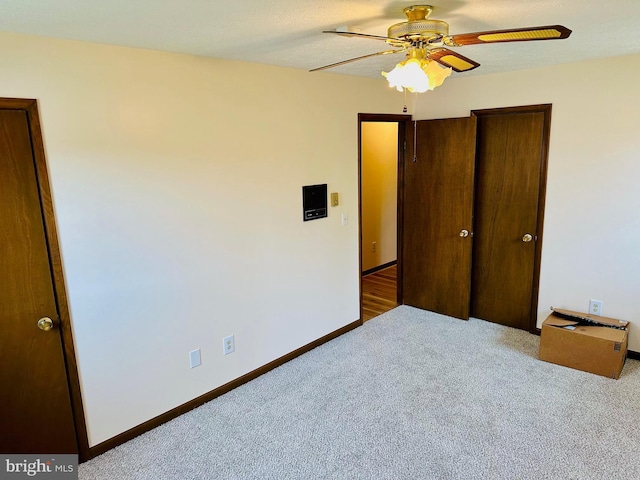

{"left": 551, "top": 308, "right": 629, "bottom": 330}
{"left": 543, "top": 317, "right": 579, "bottom": 328}
{"left": 572, "top": 325, "right": 628, "bottom": 343}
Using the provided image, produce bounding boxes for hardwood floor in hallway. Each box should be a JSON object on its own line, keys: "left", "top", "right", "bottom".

{"left": 362, "top": 265, "right": 398, "bottom": 322}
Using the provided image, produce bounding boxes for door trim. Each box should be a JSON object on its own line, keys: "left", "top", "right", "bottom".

{"left": 471, "top": 104, "right": 552, "bottom": 334}
{"left": 358, "top": 113, "right": 410, "bottom": 320}
{"left": 1, "top": 98, "right": 90, "bottom": 460}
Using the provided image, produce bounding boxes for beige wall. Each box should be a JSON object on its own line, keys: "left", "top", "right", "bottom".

{"left": 3, "top": 28, "right": 639, "bottom": 447}
{"left": 0, "top": 32, "right": 403, "bottom": 446}
{"left": 361, "top": 122, "right": 398, "bottom": 272}
{"left": 414, "top": 53, "right": 640, "bottom": 351}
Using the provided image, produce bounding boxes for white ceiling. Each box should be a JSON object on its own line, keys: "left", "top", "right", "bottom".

{"left": 1, "top": 0, "right": 640, "bottom": 79}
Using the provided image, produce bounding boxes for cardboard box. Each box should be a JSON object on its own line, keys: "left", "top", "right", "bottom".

{"left": 539, "top": 308, "right": 630, "bottom": 379}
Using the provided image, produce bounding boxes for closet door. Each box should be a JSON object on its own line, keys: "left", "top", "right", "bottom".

{"left": 0, "top": 104, "right": 78, "bottom": 454}
{"left": 471, "top": 107, "right": 550, "bottom": 330}
{"left": 402, "top": 117, "right": 477, "bottom": 319}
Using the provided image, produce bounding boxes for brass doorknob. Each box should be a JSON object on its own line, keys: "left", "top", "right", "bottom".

{"left": 459, "top": 229, "right": 469, "bottom": 238}
{"left": 37, "top": 317, "right": 54, "bottom": 332}
{"left": 522, "top": 234, "right": 533, "bottom": 243}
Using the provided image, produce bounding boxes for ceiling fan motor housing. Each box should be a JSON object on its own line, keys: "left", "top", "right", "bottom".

{"left": 387, "top": 5, "right": 449, "bottom": 43}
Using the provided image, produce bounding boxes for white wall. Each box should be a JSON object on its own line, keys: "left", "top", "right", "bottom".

{"left": 0, "top": 32, "right": 404, "bottom": 446}
{"left": 361, "top": 122, "right": 398, "bottom": 272}
{"left": 413, "top": 54, "right": 640, "bottom": 350}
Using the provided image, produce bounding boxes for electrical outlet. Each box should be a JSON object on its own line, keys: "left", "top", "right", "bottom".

{"left": 372, "top": 241, "right": 377, "bottom": 253}
{"left": 189, "top": 349, "right": 201, "bottom": 368}
{"left": 589, "top": 299, "right": 603, "bottom": 316}
{"left": 223, "top": 335, "right": 235, "bottom": 355}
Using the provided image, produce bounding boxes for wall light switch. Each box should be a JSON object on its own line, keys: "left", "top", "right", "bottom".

{"left": 331, "top": 192, "right": 339, "bottom": 207}
{"left": 189, "top": 349, "right": 201, "bottom": 368}
{"left": 341, "top": 213, "right": 348, "bottom": 226}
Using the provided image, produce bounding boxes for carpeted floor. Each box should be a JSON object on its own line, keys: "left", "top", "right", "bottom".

{"left": 79, "top": 306, "right": 640, "bottom": 479}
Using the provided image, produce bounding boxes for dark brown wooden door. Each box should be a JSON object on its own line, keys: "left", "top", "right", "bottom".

{"left": 0, "top": 108, "right": 78, "bottom": 453}
{"left": 402, "top": 117, "right": 477, "bottom": 319}
{"left": 471, "top": 110, "right": 547, "bottom": 330}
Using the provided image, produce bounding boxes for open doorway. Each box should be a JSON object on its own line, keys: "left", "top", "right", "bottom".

{"left": 358, "top": 113, "right": 410, "bottom": 322}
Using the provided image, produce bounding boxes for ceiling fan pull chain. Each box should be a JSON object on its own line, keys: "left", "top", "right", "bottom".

{"left": 413, "top": 120, "right": 418, "bottom": 163}
{"left": 403, "top": 89, "right": 408, "bottom": 113}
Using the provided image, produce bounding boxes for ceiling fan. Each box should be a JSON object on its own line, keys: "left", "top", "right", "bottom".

{"left": 311, "top": 5, "right": 572, "bottom": 93}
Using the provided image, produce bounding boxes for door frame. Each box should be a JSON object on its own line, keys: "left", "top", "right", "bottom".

{"left": 357, "top": 113, "right": 410, "bottom": 321}
{"left": 471, "top": 104, "right": 552, "bottom": 334}
{"left": 1, "top": 98, "right": 90, "bottom": 460}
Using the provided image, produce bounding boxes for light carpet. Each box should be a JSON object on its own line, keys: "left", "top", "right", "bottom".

{"left": 79, "top": 306, "right": 640, "bottom": 479}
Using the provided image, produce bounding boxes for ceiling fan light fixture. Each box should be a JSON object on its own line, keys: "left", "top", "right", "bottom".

{"left": 382, "top": 51, "right": 452, "bottom": 93}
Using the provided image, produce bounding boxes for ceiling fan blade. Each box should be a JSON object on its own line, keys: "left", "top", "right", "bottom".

{"left": 322, "top": 30, "right": 403, "bottom": 43}
{"left": 445, "top": 25, "right": 572, "bottom": 46}
{"left": 310, "top": 49, "right": 404, "bottom": 72}
{"left": 428, "top": 48, "right": 480, "bottom": 73}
